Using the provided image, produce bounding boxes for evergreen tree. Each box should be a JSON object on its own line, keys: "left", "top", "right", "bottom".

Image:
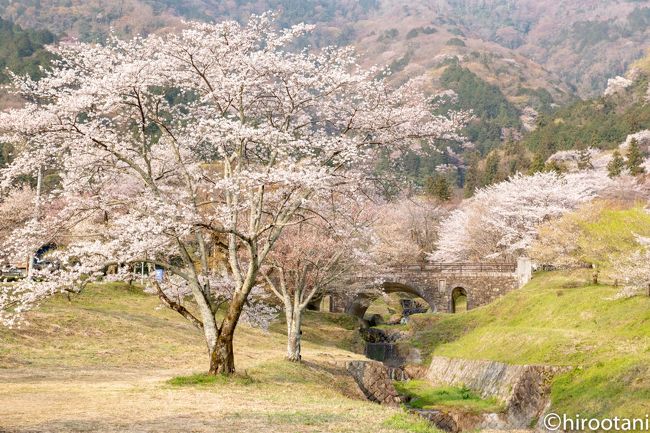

{"left": 528, "top": 152, "right": 546, "bottom": 174}
{"left": 626, "top": 138, "right": 646, "bottom": 176}
{"left": 463, "top": 153, "right": 480, "bottom": 198}
{"left": 607, "top": 150, "right": 625, "bottom": 178}
{"left": 483, "top": 152, "right": 500, "bottom": 185}
{"left": 426, "top": 173, "right": 451, "bottom": 201}
{"left": 577, "top": 148, "right": 593, "bottom": 170}
{"left": 504, "top": 141, "right": 530, "bottom": 175}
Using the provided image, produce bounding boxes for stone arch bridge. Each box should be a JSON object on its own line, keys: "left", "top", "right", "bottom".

{"left": 321, "top": 259, "right": 532, "bottom": 319}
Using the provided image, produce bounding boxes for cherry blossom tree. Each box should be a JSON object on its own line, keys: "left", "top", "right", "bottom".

{"left": 0, "top": 15, "right": 465, "bottom": 374}
{"left": 370, "top": 196, "right": 446, "bottom": 266}
{"left": 604, "top": 75, "right": 633, "bottom": 97}
{"left": 0, "top": 186, "right": 34, "bottom": 246}
{"left": 261, "top": 196, "right": 371, "bottom": 362}
{"left": 612, "top": 235, "right": 650, "bottom": 299}
{"left": 431, "top": 171, "right": 612, "bottom": 262}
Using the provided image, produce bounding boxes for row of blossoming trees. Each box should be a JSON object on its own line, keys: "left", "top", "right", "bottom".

{"left": 0, "top": 16, "right": 467, "bottom": 373}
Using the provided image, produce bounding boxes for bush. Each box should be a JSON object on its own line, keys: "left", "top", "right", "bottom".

{"left": 446, "top": 37, "right": 466, "bottom": 47}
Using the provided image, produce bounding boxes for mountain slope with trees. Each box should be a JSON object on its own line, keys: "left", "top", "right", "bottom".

{"left": 0, "top": 17, "right": 55, "bottom": 83}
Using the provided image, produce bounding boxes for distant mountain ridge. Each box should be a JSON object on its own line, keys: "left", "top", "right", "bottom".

{"left": 1, "top": 0, "right": 648, "bottom": 99}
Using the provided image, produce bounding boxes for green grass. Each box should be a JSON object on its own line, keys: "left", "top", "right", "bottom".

{"left": 167, "top": 372, "right": 256, "bottom": 387}
{"left": 452, "top": 295, "right": 467, "bottom": 313}
{"left": 365, "top": 293, "right": 411, "bottom": 322}
{"left": 383, "top": 412, "right": 443, "bottom": 433}
{"left": 404, "top": 269, "right": 650, "bottom": 422}
{"left": 394, "top": 380, "right": 504, "bottom": 414}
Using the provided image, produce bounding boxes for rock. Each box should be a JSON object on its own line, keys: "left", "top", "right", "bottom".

{"left": 411, "top": 409, "right": 460, "bottom": 433}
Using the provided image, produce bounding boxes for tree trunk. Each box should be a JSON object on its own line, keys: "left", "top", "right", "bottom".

{"left": 206, "top": 289, "right": 249, "bottom": 375}
{"left": 286, "top": 309, "right": 302, "bottom": 362}
{"left": 209, "top": 332, "right": 235, "bottom": 374}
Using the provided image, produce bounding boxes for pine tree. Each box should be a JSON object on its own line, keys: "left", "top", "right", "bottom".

{"left": 426, "top": 173, "right": 451, "bottom": 201}
{"left": 626, "top": 138, "right": 646, "bottom": 176}
{"left": 528, "top": 153, "right": 546, "bottom": 174}
{"left": 607, "top": 150, "right": 625, "bottom": 178}
{"left": 463, "top": 154, "right": 480, "bottom": 198}
{"left": 577, "top": 148, "right": 593, "bottom": 170}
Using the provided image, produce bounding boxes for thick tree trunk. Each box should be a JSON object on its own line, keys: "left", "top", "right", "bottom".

{"left": 209, "top": 332, "right": 235, "bottom": 374}
{"left": 286, "top": 309, "right": 302, "bottom": 362}
{"left": 206, "top": 289, "right": 249, "bottom": 375}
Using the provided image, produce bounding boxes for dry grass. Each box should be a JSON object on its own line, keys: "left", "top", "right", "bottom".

{"left": 0, "top": 365, "right": 410, "bottom": 433}
{"left": 0, "top": 283, "right": 412, "bottom": 433}
{"left": 0, "top": 283, "right": 531, "bottom": 432}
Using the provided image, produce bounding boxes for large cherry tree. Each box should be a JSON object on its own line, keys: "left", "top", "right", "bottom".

{"left": 0, "top": 15, "right": 465, "bottom": 374}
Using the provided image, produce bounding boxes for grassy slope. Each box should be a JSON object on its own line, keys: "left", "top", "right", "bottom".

{"left": 0, "top": 283, "right": 439, "bottom": 433}
{"left": 406, "top": 270, "right": 650, "bottom": 419}
{"left": 0, "top": 282, "right": 363, "bottom": 369}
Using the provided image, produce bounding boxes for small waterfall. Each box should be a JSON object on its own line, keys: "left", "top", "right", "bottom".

{"left": 364, "top": 342, "right": 396, "bottom": 362}
{"left": 361, "top": 326, "right": 407, "bottom": 367}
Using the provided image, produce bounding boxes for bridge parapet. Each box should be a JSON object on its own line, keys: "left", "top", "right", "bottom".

{"left": 354, "top": 262, "right": 517, "bottom": 282}
{"left": 389, "top": 262, "right": 517, "bottom": 274}
{"left": 331, "top": 260, "right": 529, "bottom": 318}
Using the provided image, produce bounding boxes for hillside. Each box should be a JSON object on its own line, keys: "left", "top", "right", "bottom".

{"left": 0, "top": 282, "right": 442, "bottom": 433}
{"left": 5, "top": 272, "right": 647, "bottom": 431}
{"left": 522, "top": 60, "right": 650, "bottom": 157}
{"left": 421, "top": 0, "right": 650, "bottom": 97}
{"left": 0, "top": 0, "right": 573, "bottom": 102}
{"left": 403, "top": 270, "right": 650, "bottom": 420}
{"left": 2, "top": 0, "right": 645, "bottom": 99}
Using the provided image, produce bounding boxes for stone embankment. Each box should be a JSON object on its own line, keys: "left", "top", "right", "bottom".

{"left": 425, "top": 356, "right": 570, "bottom": 430}
{"left": 344, "top": 360, "right": 403, "bottom": 405}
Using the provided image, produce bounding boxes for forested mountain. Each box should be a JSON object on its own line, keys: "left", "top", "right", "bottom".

{"left": 0, "top": 17, "right": 54, "bottom": 83}
{"left": 426, "top": 0, "right": 650, "bottom": 97}
{"left": 1, "top": 0, "right": 649, "bottom": 193}
{"left": 454, "top": 54, "right": 650, "bottom": 198}
{"left": 2, "top": 0, "right": 646, "bottom": 97}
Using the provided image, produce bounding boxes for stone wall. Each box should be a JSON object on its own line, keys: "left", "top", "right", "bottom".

{"left": 425, "top": 356, "right": 568, "bottom": 429}
{"left": 428, "top": 273, "right": 520, "bottom": 312}
{"left": 344, "top": 360, "right": 402, "bottom": 405}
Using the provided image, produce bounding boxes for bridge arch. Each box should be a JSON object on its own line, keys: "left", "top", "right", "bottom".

{"left": 450, "top": 286, "right": 468, "bottom": 313}
{"left": 345, "top": 281, "right": 437, "bottom": 320}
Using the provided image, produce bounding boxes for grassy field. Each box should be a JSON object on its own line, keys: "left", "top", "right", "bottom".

{"left": 0, "top": 282, "right": 445, "bottom": 433}
{"left": 394, "top": 380, "right": 504, "bottom": 414}
{"left": 404, "top": 270, "right": 650, "bottom": 420}
{"left": 4, "top": 270, "right": 642, "bottom": 431}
